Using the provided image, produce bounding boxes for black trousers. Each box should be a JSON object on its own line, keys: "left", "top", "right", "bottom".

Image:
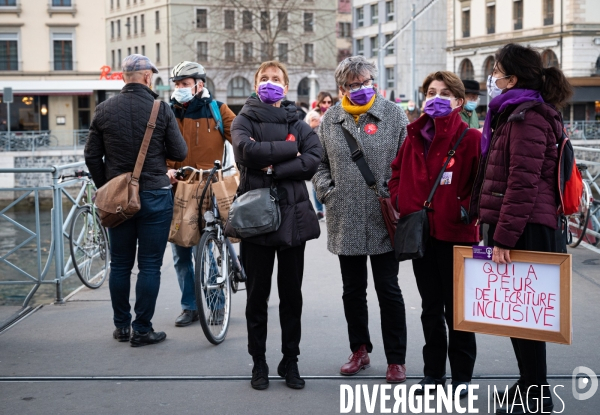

{"left": 412, "top": 238, "right": 477, "bottom": 382}
{"left": 241, "top": 240, "right": 306, "bottom": 359}
{"left": 488, "top": 223, "right": 563, "bottom": 386}
{"left": 339, "top": 251, "right": 407, "bottom": 364}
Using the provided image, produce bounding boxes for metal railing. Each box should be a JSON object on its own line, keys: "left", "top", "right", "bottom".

{"left": 0, "top": 130, "right": 89, "bottom": 152}
{"left": 0, "top": 161, "right": 88, "bottom": 307}
{"left": 565, "top": 121, "right": 600, "bottom": 140}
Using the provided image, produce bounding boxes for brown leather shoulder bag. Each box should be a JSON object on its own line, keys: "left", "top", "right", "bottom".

{"left": 95, "top": 100, "right": 161, "bottom": 228}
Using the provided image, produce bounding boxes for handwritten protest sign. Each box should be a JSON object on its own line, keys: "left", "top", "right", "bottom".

{"left": 453, "top": 247, "right": 572, "bottom": 344}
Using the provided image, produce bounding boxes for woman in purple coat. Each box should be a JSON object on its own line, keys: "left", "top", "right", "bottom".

{"left": 473, "top": 44, "right": 572, "bottom": 414}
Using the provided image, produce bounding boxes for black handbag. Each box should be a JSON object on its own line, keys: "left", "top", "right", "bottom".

{"left": 224, "top": 185, "right": 281, "bottom": 239}
{"left": 394, "top": 127, "right": 470, "bottom": 261}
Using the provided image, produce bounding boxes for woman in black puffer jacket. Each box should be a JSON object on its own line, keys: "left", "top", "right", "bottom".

{"left": 231, "top": 61, "right": 322, "bottom": 391}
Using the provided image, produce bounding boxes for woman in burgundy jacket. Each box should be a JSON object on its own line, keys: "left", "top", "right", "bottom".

{"left": 474, "top": 44, "right": 572, "bottom": 415}
{"left": 389, "top": 71, "right": 482, "bottom": 398}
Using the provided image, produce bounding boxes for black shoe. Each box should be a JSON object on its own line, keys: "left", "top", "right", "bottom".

{"left": 495, "top": 386, "right": 554, "bottom": 414}
{"left": 414, "top": 376, "right": 447, "bottom": 395}
{"left": 209, "top": 309, "right": 225, "bottom": 325}
{"left": 317, "top": 212, "right": 325, "bottom": 221}
{"left": 130, "top": 329, "right": 167, "bottom": 347}
{"left": 451, "top": 381, "right": 470, "bottom": 399}
{"left": 175, "top": 310, "right": 199, "bottom": 327}
{"left": 277, "top": 357, "right": 305, "bottom": 389}
{"left": 112, "top": 326, "right": 130, "bottom": 342}
{"left": 251, "top": 357, "right": 269, "bottom": 390}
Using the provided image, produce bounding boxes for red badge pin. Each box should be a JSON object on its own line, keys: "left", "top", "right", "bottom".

{"left": 364, "top": 124, "right": 378, "bottom": 135}
{"left": 443, "top": 157, "right": 455, "bottom": 168}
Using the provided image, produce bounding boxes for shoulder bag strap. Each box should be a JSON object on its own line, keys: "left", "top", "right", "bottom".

{"left": 340, "top": 126, "right": 378, "bottom": 191}
{"left": 424, "top": 127, "right": 469, "bottom": 209}
{"left": 132, "top": 100, "right": 161, "bottom": 182}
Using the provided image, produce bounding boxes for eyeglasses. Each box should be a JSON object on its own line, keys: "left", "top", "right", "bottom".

{"left": 345, "top": 78, "right": 374, "bottom": 93}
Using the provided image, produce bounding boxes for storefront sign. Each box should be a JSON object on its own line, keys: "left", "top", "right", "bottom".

{"left": 100, "top": 65, "right": 123, "bottom": 80}
{"left": 453, "top": 246, "right": 572, "bottom": 344}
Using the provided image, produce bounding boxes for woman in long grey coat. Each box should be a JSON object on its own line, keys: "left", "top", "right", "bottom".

{"left": 312, "top": 56, "right": 409, "bottom": 384}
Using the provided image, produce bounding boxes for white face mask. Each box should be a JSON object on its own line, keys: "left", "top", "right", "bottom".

{"left": 171, "top": 83, "right": 200, "bottom": 103}
{"left": 487, "top": 75, "right": 509, "bottom": 99}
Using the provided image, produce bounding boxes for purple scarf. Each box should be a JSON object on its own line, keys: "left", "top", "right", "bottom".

{"left": 481, "top": 89, "right": 544, "bottom": 155}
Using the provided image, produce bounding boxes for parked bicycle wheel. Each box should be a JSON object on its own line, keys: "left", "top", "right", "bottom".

{"left": 194, "top": 230, "right": 231, "bottom": 345}
{"left": 69, "top": 206, "right": 109, "bottom": 288}
{"left": 568, "top": 181, "right": 592, "bottom": 248}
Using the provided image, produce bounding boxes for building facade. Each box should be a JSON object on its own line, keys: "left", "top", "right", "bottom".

{"left": 0, "top": 0, "right": 122, "bottom": 139}
{"left": 337, "top": 0, "right": 353, "bottom": 64}
{"left": 352, "top": 0, "right": 447, "bottom": 104}
{"left": 107, "top": 0, "right": 339, "bottom": 111}
{"left": 447, "top": 0, "right": 600, "bottom": 122}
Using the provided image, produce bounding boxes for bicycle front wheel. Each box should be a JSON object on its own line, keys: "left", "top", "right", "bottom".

{"left": 194, "top": 230, "right": 231, "bottom": 345}
{"left": 69, "top": 206, "right": 110, "bottom": 288}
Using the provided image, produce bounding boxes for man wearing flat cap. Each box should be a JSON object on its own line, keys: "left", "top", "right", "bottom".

{"left": 85, "top": 54, "right": 188, "bottom": 347}
{"left": 460, "top": 79, "right": 482, "bottom": 129}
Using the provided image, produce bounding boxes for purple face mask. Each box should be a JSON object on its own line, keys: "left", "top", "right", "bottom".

{"left": 349, "top": 86, "right": 375, "bottom": 106}
{"left": 423, "top": 96, "right": 453, "bottom": 118}
{"left": 257, "top": 81, "right": 285, "bottom": 104}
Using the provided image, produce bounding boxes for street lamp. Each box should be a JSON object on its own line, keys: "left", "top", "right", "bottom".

{"left": 308, "top": 70, "right": 318, "bottom": 107}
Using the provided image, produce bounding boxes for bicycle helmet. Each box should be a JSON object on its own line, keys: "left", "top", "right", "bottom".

{"left": 170, "top": 61, "right": 207, "bottom": 82}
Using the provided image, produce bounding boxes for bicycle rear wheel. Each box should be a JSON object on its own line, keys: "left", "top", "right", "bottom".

{"left": 567, "top": 183, "right": 592, "bottom": 248}
{"left": 69, "top": 206, "right": 109, "bottom": 288}
{"left": 194, "top": 230, "right": 231, "bottom": 345}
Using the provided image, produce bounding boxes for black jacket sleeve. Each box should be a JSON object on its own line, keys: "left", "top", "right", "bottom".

{"left": 84, "top": 106, "right": 107, "bottom": 188}
{"left": 162, "top": 102, "right": 187, "bottom": 162}
{"left": 272, "top": 121, "right": 323, "bottom": 181}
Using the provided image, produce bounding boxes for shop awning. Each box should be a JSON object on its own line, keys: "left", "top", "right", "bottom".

{"left": 0, "top": 80, "right": 125, "bottom": 96}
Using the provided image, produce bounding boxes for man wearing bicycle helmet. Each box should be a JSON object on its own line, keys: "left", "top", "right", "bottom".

{"left": 166, "top": 61, "right": 236, "bottom": 328}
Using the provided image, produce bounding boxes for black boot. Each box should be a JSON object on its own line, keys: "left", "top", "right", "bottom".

{"left": 112, "top": 326, "right": 130, "bottom": 342}
{"left": 130, "top": 329, "right": 167, "bottom": 347}
{"left": 277, "top": 356, "right": 305, "bottom": 390}
{"left": 251, "top": 357, "right": 269, "bottom": 390}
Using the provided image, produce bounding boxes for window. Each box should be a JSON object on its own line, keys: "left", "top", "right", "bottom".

{"left": 141, "top": 14, "right": 145, "bottom": 33}
{"left": 370, "top": 36, "right": 378, "bottom": 57}
{"left": 111, "top": 50, "right": 115, "bottom": 68}
{"left": 134, "top": 16, "right": 138, "bottom": 34}
{"left": 386, "top": 1, "right": 394, "bottom": 22}
{"left": 224, "top": 10, "right": 234, "bottom": 29}
{"left": 543, "top": 0, "right": 554, "bottom": 25}
{"left": 243, "top": 42, "right": 253, "bottom": 62}
{"left": 156, "top": 42, "right": 160, "bottom": 62}
{"left": 155, "top": 11, "right": 160, "bottom": 31}
{"left": 278, "top": 12, "right": 288, "bottom": 31}
{"left": 542, "top": 49, "right": 559, "bottom": 68}
{"left": 78, "top": 96, "right": 91, "bottom": 130}
{"left": 0, "top": 0, "right": 16, "bottom": 4}
{"left": 53, "top": 33, "right": 73, "bottom": 71}
{"left": 134, "top": 46, "right": 138, "bottom": 54}
{"left": 117, "top": 49, "right": 121, "bottom": 68}
{"left": 127, "top": 47, "right": 131, "bottom": 55}
{"left": 356, "top": 7, "right": 364, "bottom": 27}
{"left": 370, "top": 4, "right": 378, "bottom": 25}
{"left": 196, "top": 9, "right": 207, "bottom": 29}
{"left": 483, "top": 56, "right": 494, "bottom": 78}
{"left": 261, "top": 43, "right": 269, "bottom": 60}
{"left": 304, "top": 43, "right": 314, "bottom": 63}
{"left": 126, "top": 17, "right": 131, "bottom": 36}
{"left": 278, "top": 43, "right": 288, "bottom": 63}
{"left": 197, "top": 41, "right": 207, "bottom": 61}
{"left": 385, "top": 33, "right": 394, "bottom": 55}
{"left": 110, "top": 0, "right": 114, "bottom": 9}
{"left": 261, "top": 11, "right": 269, "bottom": 31}
{"left": 462, "top": 9, "right": 470, "bottom": 38}
{"left": 225, "top": 42, "right": 235, "bottom": 62}
{"left": 304, "top": 13, "right": 313, "bottom": 32}
{"left": 337, "top": 48, "right": 351, "bottom": 62}
{"left": 0, "top": 33, "right": 18, "bottom": 71}
{"left": 52, "top": 0, "right": 72, "bottom": 6}
{"left": 243, "top": 10, "right": 252, "bottom": 30}
{"left": 486, "top": 4, "right": 495, "bottom": 34}
{"left": 141, "top": 45, "right": 145, "bottom": 55}
{"left": 117, "top": 19, "right": 121, "bottom": 37}
{"left": 459, "top": 59, "right": 475, "bottom": 80}
{"left": 513, "top": 0, "right": 523, "bottom": 30}
{"left": 339, "top": 22, "right": 351, "bottom": 38}
{"left": 356, "top": 38, "right": 364, "bottom": 55}
{"left": 227, "top": 77, "right": 252, "bottom": 98}
{"left": 385, "top": 67, "right": 394, "bottom": 89}
{"left": 111, "top": 21, "right": 115, "bottom": 39}
{"left": 116, "top": 0, "right": 120, "bottom": 8}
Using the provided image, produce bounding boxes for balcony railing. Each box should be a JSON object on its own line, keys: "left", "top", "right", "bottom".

{"left": 0, "top": 130, "right": 88, "bottom": 152}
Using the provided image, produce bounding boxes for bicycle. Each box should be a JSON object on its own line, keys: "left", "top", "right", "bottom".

{"left": 59, "top": 170, "right": 110, "bottom": 288}
{"left": 568, "top": 164, "right": 600, "bottom": 247}
{"left": 176, "top": 161, "right": 246, "bottom": 345}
